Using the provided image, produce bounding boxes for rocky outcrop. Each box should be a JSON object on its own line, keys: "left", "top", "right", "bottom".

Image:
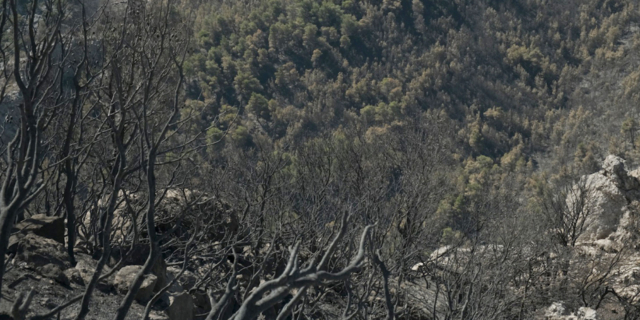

{"left": 545, "top": 302, "right": 598, "bottom": 320}
{"left": 165, "top": 267, "right": 209, "bottom": 313}
{"left": 6, "top": 214, "right": 76, "bottom": 287}
{"left": 549, "top": 156, "right": 640, "bottom": 310}
{"left": 414, "top": 155, "right": 640, "bottom": 318}
{"left": 572, "top": 155, "right": 640, "bottom": 245}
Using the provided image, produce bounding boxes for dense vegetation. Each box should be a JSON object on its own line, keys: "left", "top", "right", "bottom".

{"left": 183, "top": 0, "right": 640, "bottom": 235}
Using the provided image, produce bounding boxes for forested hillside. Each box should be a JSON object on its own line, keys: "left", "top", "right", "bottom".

{"left": 2, "top": 0, "right": 640, "bottom": 319}
{"left": 183, "top": 0, "right": 640, "bottom": 234}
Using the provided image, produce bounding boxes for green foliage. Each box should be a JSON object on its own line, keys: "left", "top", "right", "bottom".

{"left": 189, "top": 0, "right": 636, "bottom": 156}
{"left": 246, "top": 93, "right": 271, "bottom": 120}
{"left": 441, "top": 227, "right": 463, "bottom": 245}
{"left": 183, "top": 0, "right": 638, "bottom": 241}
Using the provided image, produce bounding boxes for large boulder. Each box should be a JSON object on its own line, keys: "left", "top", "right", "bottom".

{"left": 15, "top": 233, "right": 69, "bottom": 269}
{"left": 81, "top": 190, "right": 144, "bottom": 248}
{"left": 165, "top": 291, "right": 194, "bottom": 320}
{"left": 75, "top": 253, "right": 114, "bottom": 291}
{"left": 105, "top": 244, "right": 168, "bottom": 292}
{"left": 14, "top": 214, "right": 65, "bottom": 243}
{"left": 602, "top": 155, "right": 640, "bottom": 192}
{"left": 166, "top": 267, "right": 210, "bottom": 311}
{"left": 114, "top": 265, "right": 158, "bottom": 303}
{"left": 8, "top": 214, "right": 65, "bottom": 253}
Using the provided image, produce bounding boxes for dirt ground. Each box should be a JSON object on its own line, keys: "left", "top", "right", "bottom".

{"left": 0, "top": 263, "right": 168, "bottom": 320}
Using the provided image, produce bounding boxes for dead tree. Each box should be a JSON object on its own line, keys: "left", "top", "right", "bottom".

{"left": 540, "top": 178, "right": 595, "bottom": 247}
{"left": 112, "top": 0, "right": 193, "bottom": 314}
{"left": 0, "top": 0, "right": 66, "bottom": 297}
{"left": 225, "top": 218, "right": 374, "bottom": 320}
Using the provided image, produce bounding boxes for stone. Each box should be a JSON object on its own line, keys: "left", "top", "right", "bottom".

{"left": 83, "top": 190, "right": 145, "bottom": 245}
{"left": 164, "top": 271, "right": 184, "bottom": 294}
{"left": 593, "top": 239, "right": 622, "bottom": 253}
{"left": 545, "top": 302, "right": 568, "bottom": 318}
{"left": 13, "top": 214, "right": 65, "bottom": 244}
{"left": 8, "top": 214, "right": 66, "bottom": 254}
{"left": 577, "top": 307, "right": 599, "bottom": 320}
{"left": 602, "top": 155, "right": 640, "bottom": 192}
{"left": 428, "top": 245, "right": 503, "bottom": 274}
{"left": 114, "top": 265, "right": 158, "bottom": 303}
{"left": 64, "top": 267, "right": 84, "bottom": 285}
{"left": 75, "top": 254, "right": 113, "bottom": 292}
{"left": 110, "top": 244, "right": 150, "bottom": 266}
{"left": 165, "top": 291, "right": 194, "bottom": 320}
{"left": 166, "top": 266, "right": 197, "bottom": 291}
{"left": 85, "top": 189, "right": 240, "bottom": 247}
{"left": 149, "top": 311, "right": 169, "bottom": 320}
{"left": 39, "top": 263, "right": 70, "bottom": 287}
{"left": 568, "top": 155, "right": 640, "bottom": 244}
{"left": 16, "top": 233, "right": 69, "bottom": 269}
{"left": 545, "top": 302, "right": 599, "bottom": 320}
{"left": 40, "top": 297, "right": 57, "bottom": 309}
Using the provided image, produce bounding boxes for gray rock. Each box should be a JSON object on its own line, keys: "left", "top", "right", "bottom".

{"left": 148, "top": 311, "right": 169, "bottom": 320}
{"left": 85, "top": 189, "right": 240, "bottom": 246}
{"left": 39, "top": 263, "right": 70, "bottom": 287}
{"left": 570, "top": 155, "right": 640, "bottom": 244}
{"left": 165, "top": 291, "right": 194, "bottom": 320}
{"left": 114, "top": 265, "right": 158, "bottom": 303}
{"left": 602, "top": 155, "right": 640, "bottom": 192}
{"left": 13, "top": 214, "right": 65, "bottom": 244}
{"left": 8, "top": 214, "right": 65, "bottom": 254}
{"left": 164, "top": 272, "right": 185, "bottom": 294}
{"left": 166, "top": 266, "right": 197, "bottom": 291}
{"left": 75, "top": 254, "right": 113, "bottom": 292}
{"left": 7, "top": 234, "right": 22, "bottom": 254}
{"left": 16, "top": 233, "right": 69, "bottom": 269}
{"left": 40, "top": 297, "right": 57, "bottom": 309}
{"left": 545, "top": 302, "right": 599, "bottom": 320}
{"left": 63, "top": 267, "right": 84, "bottom": 285}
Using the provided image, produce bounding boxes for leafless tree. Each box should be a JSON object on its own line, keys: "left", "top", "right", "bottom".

{"left": 540, "top": 178, "right": 596, "bottom": 247}
{"left": 0, "top": 0, "right": 69, "bottom": 297}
